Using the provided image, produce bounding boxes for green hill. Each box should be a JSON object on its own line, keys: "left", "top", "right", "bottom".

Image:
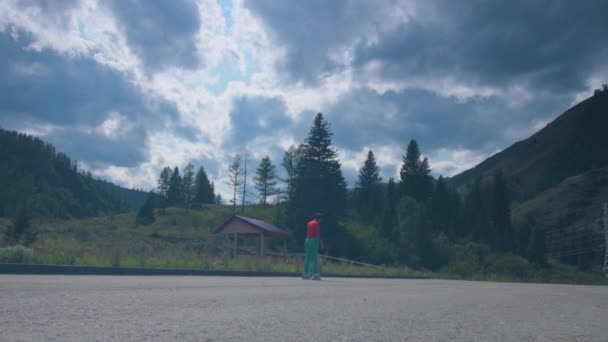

{"left": 450, "top": 93, "right": 608, "bottom": 203}
{"left": 0, "top": 128, "right": 144, "bottom": 218}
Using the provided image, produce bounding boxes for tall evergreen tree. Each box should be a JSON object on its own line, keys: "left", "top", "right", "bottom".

{"left": 281, "top": 145, "right": 303, "bottom": 202}
{"left": 430, "top": 175, "right": 455, "bottom": 235}
{"left": 461, "top": 176, "right": 489, "bottom": 240}
{"left": 194, "top": 166, "right": 214, "bottom": 204}
{"left": 254, "top": 156, "right": 278, "bottom": 205}
{"left": 379, "top": 177, "right": 399, "bottom": 241}
{"left": 396, "top": 197, "right": 432, "bottom": 268}
{"left": 354, "top": 150, "right": 383, "bottom": 222}
{"left": 521, "top": 216, "right": 547, "bottom": 266}
{"left": 136, "top": 193, "right": 156, "bottom": 225}
{"left": 288, "top": 113, "right": 349, "bottom": 255}
{"left": 182, "top": 163, "right": 195, "bottom": 209}
{"left": 491, "top": 170, "right": 514, "bottom": 251}
{"left": 399, "top": 139, "right": 433, "bottom": 203}
{"left": 225, "top": 154, "right": 243, "bottom": 213}
{"left": 4, "top": 204, "right": 36, "bottom": 245}
{"left": 167, "top": 167, "right": 182, "bottom": 206}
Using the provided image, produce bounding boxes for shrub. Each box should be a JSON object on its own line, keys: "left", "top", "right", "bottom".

{"left": 440, "top": 242, "right": 490, "bottom": 277}
{"left": 0, "top": 245, "right": 34, "bottom": 263}
{"left": 485, "top": 253, "right": 535, "bottom": 280}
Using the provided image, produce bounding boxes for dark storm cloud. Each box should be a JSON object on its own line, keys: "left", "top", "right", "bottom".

{"left": 246, "top": 0, "right": 608, "bottom": 93}
{"left": 245, "top": 0, "right": 607, "bottom": 175}
{"left": 324, "top": 87, "right": 572, "bottom": 155}
{"left": 354, "top": 1, "right": 608, "bottom": 93}
{"left": 0, "top": 31, "right": 180, "bottom": 167}
{"left": 227, "top": 95, "right": 292, "bottom": 145}
{"left": 243, "top": 0, "right": 391, "bottom": 84}
{"left": 107, "top": 0, "right": 201, "bottom": 73}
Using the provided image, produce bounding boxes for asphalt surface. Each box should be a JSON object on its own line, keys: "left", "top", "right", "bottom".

{"left": 0, "top": 276, "right": 606, "bottom": 341}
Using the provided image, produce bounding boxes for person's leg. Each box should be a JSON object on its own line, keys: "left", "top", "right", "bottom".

{"left": 303, "top": 238, "right": 311, "bottom": 277}
{"left": 311, "top": 238, "right": 319, "bottom": 276}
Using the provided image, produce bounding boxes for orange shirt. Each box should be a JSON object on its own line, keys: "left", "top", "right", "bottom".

{"left": 306, "top": 219, "right": 320, "bottom": 238}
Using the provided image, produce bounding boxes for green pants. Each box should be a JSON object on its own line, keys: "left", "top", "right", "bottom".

{"left": 304, "top": 238, "right": 319, "bottom": 275}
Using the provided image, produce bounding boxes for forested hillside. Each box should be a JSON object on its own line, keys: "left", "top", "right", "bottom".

{"left": 0, "top": 128, "right": 137, "bottom": 218}
{"left": 446, "top": 91, "right": 608, "bottom": 269}
{"left": 450, "top": 91, "right": 608, "bottom": 202}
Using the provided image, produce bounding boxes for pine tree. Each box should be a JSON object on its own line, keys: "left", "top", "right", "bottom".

{"left": 522, "top": 216, "right": 547, "bottom": 266}
{"left": 4, "top": 204, "right": 35, "bottom": 245}
{"left": 254, "top": 156, "right": 278, "bottom": 205}
{"left": 461, "top": 176, "right": 489, "bottom": 240}
{"left": 288, "top": 113, "right": 349, "bottom": 255}
{"left": 430, "top": 175, "right": 455, "bottom": 235}
{"left": 281, "top": 145, "right": 303, "bottom": 202}
{"left": 167, "top": 167, "right": 182, "bottom": 206}
{"left": 355, "top": 150, "right": 383, "bottom": 222}
{"left": 491, "top": 170, "right": 514, "bottom": 251}
{"left": 396, "top": 197, "right": 432, "bottom": 268}
{"left": 182, "top": 163, "right": 195, "bottom": 209}
{"left": 380, "top": 177, "right": 398, "bottom": 241}
{"left": 194, "top": 166, "right": 214, "bottom": 204}
{"left": 136, "top": 193, "right": 156, "bottom": 225}
{"left": 399, "top": 139, "right": 433, "bottom": 203}
{"left": 225, "top": 154, "right": 243, "bottom": 213}
{"left": 157, "top": 166, "right": 172, "bottom": 211}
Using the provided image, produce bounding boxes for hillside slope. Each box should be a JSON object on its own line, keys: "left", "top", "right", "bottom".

{"left": 0, "top": 128, "right": 139, "bottom": 218}
{"left": 450, "top": 93, "right": 608, "bottom": 202}
{"left": 512, "top": 168, "right": 608, "bottom": 231}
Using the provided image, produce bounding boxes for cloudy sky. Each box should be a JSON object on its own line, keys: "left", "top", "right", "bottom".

{"left": 1, "top": 0, "right": 607, "bottom": 196}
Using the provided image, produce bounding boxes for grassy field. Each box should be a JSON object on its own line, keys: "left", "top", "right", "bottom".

{"left": 0, "top": 206, "right": 606, "bottom": 283}
{"left": 0, "top": 205, "right": 425, "bottom": 278}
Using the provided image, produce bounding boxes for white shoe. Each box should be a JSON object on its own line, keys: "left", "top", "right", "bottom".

{"left": 311, "top": 274, "right": 321, "bottom": 280}
{"left": 302, "top": 274, "right": 311, "bottom": 280}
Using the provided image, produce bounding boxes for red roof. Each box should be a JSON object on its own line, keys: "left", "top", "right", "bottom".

{"left": 214, "top": 215, "right": 290, "bottom": 238}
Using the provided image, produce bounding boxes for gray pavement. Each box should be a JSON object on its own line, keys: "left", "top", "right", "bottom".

{"left": 0, "top": 275, "right": 606, "bottom": 341}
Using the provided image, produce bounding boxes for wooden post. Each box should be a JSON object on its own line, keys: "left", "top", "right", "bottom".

{"left": 260, "top": 232, "right": 265, "bottom": 256}
{"left": 233, "top": 232, "right": 237, "bottom": 259}
{"left": 603, "top": 203, "right": 607, "bottom": 277}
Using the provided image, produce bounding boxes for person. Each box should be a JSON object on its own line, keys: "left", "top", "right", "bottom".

{"left": 303, "top": 213, "right": 322, "bottom": 280}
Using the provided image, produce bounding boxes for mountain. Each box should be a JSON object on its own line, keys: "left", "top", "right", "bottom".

{"left": 512, "top": 168, "right": 608, "bottom": 230}
{"left": 450, "top": 92, "right": 608, "bottom": 203}
{"left": 0, "top": 128, "right": 145, "bottom": 218}
{"left": 448, "top": 91, "right": 608, "bottom": 266}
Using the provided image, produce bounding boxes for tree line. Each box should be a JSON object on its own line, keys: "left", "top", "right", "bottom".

{"left": 228, "top": 113, "right": 549, "bottom": 270}
{"left": 137, "top": 163, "right": 218, "bottom": 224}
{"left": 138, "top": 113, "right": 555, "bottom": 271}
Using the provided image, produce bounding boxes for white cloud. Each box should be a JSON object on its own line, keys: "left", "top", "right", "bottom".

{"left": 430, "top": 148, "right": 490, "bottom": 177}
{"left": 97, "top": 111, "right": 134, "bottom": 139}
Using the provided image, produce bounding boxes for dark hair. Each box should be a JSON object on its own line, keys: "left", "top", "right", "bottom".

{"left": 314, "top": 212, "right": 322, "bottom": 219}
